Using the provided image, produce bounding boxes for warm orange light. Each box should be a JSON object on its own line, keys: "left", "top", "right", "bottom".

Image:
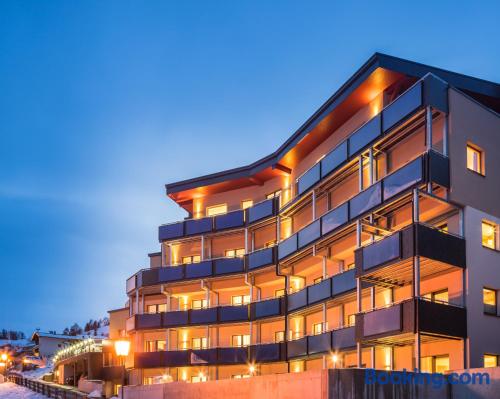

{"left": 170, "top": 244, "right": 179, "bottom": 265}
{"left": 281, "top": 218, "right": 292, "bottom": 240}
{"left": 0, "top": 354, "right": 7, "bottom": 362}
{"left": 0, "top": 362, "right": 5, "bottom": 368}
{"left": 114, "top": 340, "right": 130, "bottom": 357}
{"left": 249, "top": 365, "right": 255, "bottom": 374}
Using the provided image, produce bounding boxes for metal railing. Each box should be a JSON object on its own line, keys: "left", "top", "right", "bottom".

{"left": 8, "top": 374, "right": 89, "bottom": 399}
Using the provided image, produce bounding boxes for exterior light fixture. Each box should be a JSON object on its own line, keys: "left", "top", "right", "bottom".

{"left": 0, "top": 354, "right": 7, "bottom": 362}
{"left": 114, "top": 340, "right": 130, "bottom": 357}
{"left": 332, "top": 354, "right": 338, "bottom": 368}
{"left": 249, "top": 365, "right": 256, "bottom": 374}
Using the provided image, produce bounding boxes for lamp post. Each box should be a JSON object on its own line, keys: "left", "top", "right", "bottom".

{"left": 0, "top": 353, "right": 9, "bottom": 376}
{"left": 114, "top": 340, "right": 130, "bottom": 395}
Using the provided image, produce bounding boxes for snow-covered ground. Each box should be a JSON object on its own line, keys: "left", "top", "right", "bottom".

{"left": 0, "top": 382, "right": 48, "bottom": 399}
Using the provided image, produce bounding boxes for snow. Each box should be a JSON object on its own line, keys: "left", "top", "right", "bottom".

{"left": 18, "top": 365, "right": 53, "bottom": 380}
{"left": 0, "top": 382, "right": 48, "bottom": 399}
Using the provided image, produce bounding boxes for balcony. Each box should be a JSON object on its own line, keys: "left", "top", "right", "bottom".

{"left": 247, "top": 198, "right": 276, "bottom": 224}
{"left": 307, "top": 279, "right": 331, "bottom": 305}
{"left": 250, "top": 297, "right": 284, "bottom": 320}
{"left": 287, "top": 289, "right": 307, "bottom": 312}
{"left": 321, "top": 203, "right": 349, "bottom": 236}
{"left": 287, "top": 337, "right": 307, "bottom": 359}
{"left": 249, "top": 343, "right": 286, "bottom": 363}
{"left": 307, "top": 332, "right": 331, "bottom": 355}
{"left": 214, "top": 210, "right": 245, "bottom": 230}
{"left": 287, "top": 326, "right": 356, "bottom": 359}
{"left": 321, "top": 141, "right": 348, "bottom": 178}
{"left": 297, "top": 163, "right": 321, "bottom": 196}
{"left": 355, "top": 223, "right": 466, "bottom": 283}
{"left": 247, "top": 246, "right": 276, "bottom": 271}
{"left": 348, "top": 115, "right": 382, "bottom": 157}
{"left": 214, "top": 257, "right": 245, "bottom": 276}
{"left": 355, "top": 298, "right": 466, "bottom": 343}
{"left": 278, "top": 234, "right": 298, "bottom": 260}
{"left": 297, "top": 220, "right": 321, "bottom": 249}
{"left": 218, "top": 305, "right": 248, "bottom": 323}
{"left": 382, "top": 81, "right": 422, "bottom": 132}
{"left": 185, "top": 217, "right": 212, "bottom": 236}
{"left": 218, "top": 347, "right": 248, "bottom": 364}
{"left": 185, "top": 260, "right": 213, "bottom": 279}
{"left": 189, "top": 307, "right": 218, "bottom": 325}
{"left": 163, "top": 311, "right": 189, "bottom": 328}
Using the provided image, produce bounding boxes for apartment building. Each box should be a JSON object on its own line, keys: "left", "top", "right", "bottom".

{"left": 121, "top": 53, "right": 500, "bottom": 385}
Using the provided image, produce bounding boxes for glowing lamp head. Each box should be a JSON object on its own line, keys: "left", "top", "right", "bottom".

{"left": 0, "top": 354, "right": 7, "bottom": 362}
{"left": 332, "top": 354, "right": 338, "bottom": 363}
{"left": 114, "top": 340, "right": 130, "bottom": 357}
{"left": 249, "top": 365, "right": 255, "bottom": 374}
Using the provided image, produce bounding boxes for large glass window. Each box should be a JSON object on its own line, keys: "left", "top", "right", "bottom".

{"left": 482, "top": 221, "right": 498, "bottom": 250}
{"left": 192, "top": 337, "right": 208, "bottom": 350}
{"left": 483, "top": 288, "right": 497, "bottom": 315}
{"left": 225, "top": 248, "right": 245, "bottom": 258}
{"left": 206, "top": 204, "right": 227, "bottom": 217}
{"left": 231, "top": 295, "right": 250, "bottom": 306}
{"left": 274, "top": 331, "right": 285, "bottom": 343}
{"left": 182, "top": 255, "right": 201, "bottom": 264}
{"left": 147, "top": 304, "right": 167, "bottom": 314}
{"left": 313, "top": 322, "right": 323, "bottom": 335}
{"left": 191, "top": 299, "right": 208, "bottom": 310}
{"left": 421, "top": 355, "right": 449, "bottom": 373}
{"left": 232, "top": 334, "right": 250, "bottom": 347}
{"left": 467, "top": 144, "right": 484, "bottom": 175}
{"left": 422, "top": 289, "right": 449, "bottom": 304}
{"left": 241, "top": 199, "right": 253, "bottom": 210}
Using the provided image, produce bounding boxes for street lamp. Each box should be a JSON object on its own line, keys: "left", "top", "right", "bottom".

{"left": 0, "top": 353, "right": 9, "bottom": 375}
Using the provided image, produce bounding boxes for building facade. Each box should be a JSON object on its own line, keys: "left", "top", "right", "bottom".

{"left": 121, "top": 54, "right": 500, "bottom": 385}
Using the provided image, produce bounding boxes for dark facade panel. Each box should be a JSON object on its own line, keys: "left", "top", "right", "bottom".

{"left": 247, "top": 247, "right": 275, "bottom": 271}
{"left": 185, "top": 260, "right": 213, "bottom": 279}
{"left": 382, "top": 82, "right": 423, "bottom": 132}
{"left": 332, "top": 326, "right": 356, "bottom": 350}
{"left": 361, "top": 232, "right": 401, "bottom": 271}
{"left": 218, "top": 305, "right": 249, "bottom": 323}
{"left": 185, "top": 217, "right": 213, "bottom": 236}
{"left": 298, "top": 219, "right": 321, "bottom": 248}
{"left": 158, "top": 266, "right": 184, "bottom": 283}
{"left": 191, "top": 349, "right": 217, "bottom": 364}
{"left": 428, "top": 150, "right": 450, "bottom": 188}
{"left": 349, "top": 182, "right": 382, "bottom": 219}
{"left": 287, "top": 337, "right": 308, "bottom": 358}
{"left": 138, "top": 268, "right": 159, "bottom": 287}
{"left": 321, "top": 203, "right": 349, "bottom": 236}
{"left": 307, "top": 332, "right": 331, "bottom": 355}
{"left": 423, "top": 74, "right": 449, "bottom": 113}
{"left": 214, "top": 257, "right": 245, "bottom": 276}
{"left": 416, "top": 224, "right": 466, "bottom": 268}
{"left": 297, "top": 163, "right": 321, "bottom": 195}
{"left": 189, "top": 307, "right": 218, "bottom": 325}
{"left": 135, "top": 314, "right": 162, "bottom": 330}
{"left": 321, "top": 141, "right": 348, "bottom": 178}
{"left": 307, "top": 278, "right": 332, "bottom": 305}
{"left": 158, "top": 222, "right": 184, "bottom": 241}
{"left": 164, "top": 350, "right": 191, "bottom": 367}
{"left": 348, "top": 114, "right": 382, "bottom": 157}
{"left": 417, "top": 299, "right": 467, "bottom": 338}
{"left": 247, "top": 198, "right": 275, "bottom": 224}
{"left": 250, "top": 343, "right": 284, "bottom": 363}
{"left": 287, "top": 289, "right": 308, "bottom": 312}
{"left": 278, "top": 234, "right": 298, "bottom": 260}
{"left": 163, "top": 311, "right": 189, "bottom": 328}
{"left": 214, "top": 210, "right": 245, "bottom": 230}
{"left": 361, "top": 304, "right": 402, "bottom": 338}
{"left": 331, "top": 269, "right": 356, "bottom": 296}
{"left": 134, "top": 352, "right": 164, "bottom": 368}
{"left": 383, "top": 157, "right": 423, "bottom": 200}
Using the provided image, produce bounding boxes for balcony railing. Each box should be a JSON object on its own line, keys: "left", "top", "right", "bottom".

{"left": 355, "top": 298, "right": 467, "bottom": 341}
{"left": 287, "top": 326, "right": 356, "bottom": 359}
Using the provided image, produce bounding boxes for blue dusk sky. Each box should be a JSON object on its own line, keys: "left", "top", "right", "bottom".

{"left": 1, "top": 1, "right": 499, "bottom": 334}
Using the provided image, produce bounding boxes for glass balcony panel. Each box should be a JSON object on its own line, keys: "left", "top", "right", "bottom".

{"left": 349, "top": 182, "right": 382, "bottom": 219}
{"left": 138, "top": 269, "right": 159, "bottom": 287}
{"left": 307, "top": 278, "right": 332, "bottom": 305}
{"left": 158, "top": 221, "right": 184, "bottom": 241}
{"left": 162, "top": 311, "right": 189, "bottom": 328}
{"left": 218, "top": 305, "right": 249, "bottom": 322}
{"left": 362, "top": 232, "right": 401, "bottom": 271}
{"left": 185, "top": 217, "right": 212, "bottom": 236}
{"left": 126, "top": 275, "right": 136, "bottom": 293}
{"left": 278, "top": 234, "right": 298, "bottom": 260}
{"left": 297, "top": 163, "right": 321, "bottom": 196}
{"left": 321, "top": 203, "right": 349, "bottom": 236}
{"left": 191, "top": 349, "right": 217, "bottom": 364}
{"left": 214, "top": 257, "right": 245, "bottom": 275}
{"left": 363, "top": 304, "right": 402, "bottom": 337}
{"left": 251, "top": 297, "right": 283, "bottom": 320}
{"left": 136, "top": 314, "right": 162, "bottom": 330}
{"left": 382, "top": 82, "right": 422, "bottom": 132}
{"left": 348, "top": 115, "right": 382, "bottom": 157}
{"left": 383, "top": 157, "right": 423, "bottom": 200}
{"left": 321, "top": 141, "right": 348, "bottom": 178}
{"left": 250, "top": 343, "right": 284, "bottom": 363}
{"left": 218, "top": 347, "right": 248, "bottom": 364}
{"left": 331, "top": 269, "right": 356, "bottom": 296}
{"left": 189, "top": 307, "right": 218, "bottom": 325}
{"left": 215, "top": 210, "right": 245, "bottom": 230}
{"left": 247, "top": 247, "right": 275, "bottom": 270}
{"left": 158, "top": 266, "right": 184, "bottom": 283}
{"left": 287, "top": 289, "right": 308, "bottom": 312}
{"left": 164, "top": 350, "right": 190, "bottom": 367}
{"left": 297, "top": 220, "right": 321, "bottom": 249}
{"left": 247, "top": 198, "right": 275, "bottom": 224}
{"left": 307, "top": 332, "right": 332, "bottom": 355}
{"left": 332, "top": 326, "right": 356, "bottom": 349}
{"left": 287, "top": 337, "right": 307, "bottom": 358}
{"left": 185, "top": 260, "right": 212, "bottom": 279}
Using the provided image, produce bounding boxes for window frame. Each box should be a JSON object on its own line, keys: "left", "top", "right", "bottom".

{"left": 483, "top": 287, "right": 497, "bottom": 316}
{"left": 466, "top": 143, "right": 485, "bottom": 176}
{"left": 241, "top": 199, "right": 253, "bottom": 210}
{"left": 206, "top": 203, "right": 228, "bottom": 217}
{"left": 482, "top": 220, "right": 499, "bottom": 251}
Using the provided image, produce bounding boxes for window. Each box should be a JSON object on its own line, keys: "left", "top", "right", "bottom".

{"left": 192, "top": 337, "right": 208, "bottom": 350}
{"left": 421, "top": 355, "right": 450, "bottom": 373}
{"left": 483, "top": 288, "right": 497, "bottom": 315}
{"left": 232, "top": 335, "right": 250, "bottom": 347}
{"left": 484, "top": 354, "right": 499, "bottom": 368}
{"left": 345, "top": 263, "right": 355, "bottom": 271}
{"left": 275, "top": 289, "right": 285, "bottom": 298}
{"left": 145, "top": 340, "right": 166, "bottom": 352}
{"left": 147, "top": 304, "right": 167, "bottom": 314}
{"left": 346, "top": 314, "right": 356, "bottom": 327}
{"left": 225, "top": 248, "right": 245, "bottom": 258}
{"left": 182, "top": 255, "right": 201, "bottom": 264}
{"left": 274, "top": 331, "right": 285, "bottom": 343}
{"left": 191, "top": 374, "right": 207, "bottom": 383}
{"left": 313, "top": 277, "right": 323, "bottom": 284}
{"left": 191, "top": 299, "right": 208, "bottom": 310}
{"left": 241, "top": 200, "right": 253, "bottom": 210}
{"left": 482, "top": 221, "right": 498, "bottom": 250}
{"left": 467, "top": 144, "right": 484, "bottom": 175}
{"left": 232, "top": 295, "right": 251, "bottom": 306}
{"left": 313, "top": 323, "right": 323, "bottom": 335}
{"left": 206, "top": 204, "right": 227, "bottom": 217}
{"left": 437, "top": 222, "right": 448, "bottom": 233}
{"left": 265, "top": 240, "right": 276, "bottom": 248}
{"left": 422, "top": 289, "right": 449, "bottom": 304}
{"left": 266, "top": 190, "right": 281, "bottom": 200}
{"left": 157, "top": 340, "right": 166, "bottom": 351}
{"left": 232, "top": 374, "right": 250, "bottom": 379}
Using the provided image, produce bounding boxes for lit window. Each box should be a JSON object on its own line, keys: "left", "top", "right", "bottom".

{"left": 483, "top": 288, "right": 497, "bottom": 315}
{"left": 314, "top": 277, "right": 323, "bottom": 284}
{"left": 346, "top": 263, "right": 355, "bottom": 271}
{"left": 280, "top": 217, "right": 293, "bottom": 240}
{"left": 147, "top": 304, "right": 167, "bottom": 314}
{"left": 420, "top": 356, "right": 433, "bottom": 373}
{"left": 422, "top": 289, "right": 448, "bottom": 304}
{"left": 266, "top": 190, "right": 281, "bottom": 200}
{"left": 241, "top": 200, "right": 253, "bottom": 210}
{"left": 346, "top": 314, "right": 356, "bottom": 327}
{"left": 191, "top": 374, "right": 207, "bottom": 383}
{"left": 157, "top": 304, "right": 167, "bottom": 313}
{"left": 467, "top": 144, "right": 484, "bottom": 175}
{"left": 434, "top": 356, "right": 450, "bottom": 373}
{"left": 274, "top": 331, "right": 285, "bottom": 343}
{"left": 313, "top": 323, "right": 323, "bottom": 335}
{"left": 275, "top": 289, "right": 285, "bottom": 298}
{"left": 206, "top": 204, "right": 227, "bottom": 217}
{"left": 231, "top": 295, "right": 251, "bottom": 306}
{"left": 264, "top": 240, "right": 276, "bottom": 248}
{"left": 232, "top": 374, "right": 250, "bottom": 379}
{"left": 157, "top": 340, "right": 166, "bottom": 351}
{"left": 482, "top": 221, "right": 498, "bottom": 250}
{"left": 484, "top": 354, "right": 499, "bottom": 368}
{"left": 182, "top": 255, "right": 201, "bottom": 264}
{"left": 225, "top": 248, "right": 245, "bottom": 258}
{"left": 192, "top": 337, "right": 208, "bottom": 350}
{"left": 232, "top": 335, "right": 250, "bottom": 347}
{"left": 191, "top": 299, "right": 208, "bottom": 310}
